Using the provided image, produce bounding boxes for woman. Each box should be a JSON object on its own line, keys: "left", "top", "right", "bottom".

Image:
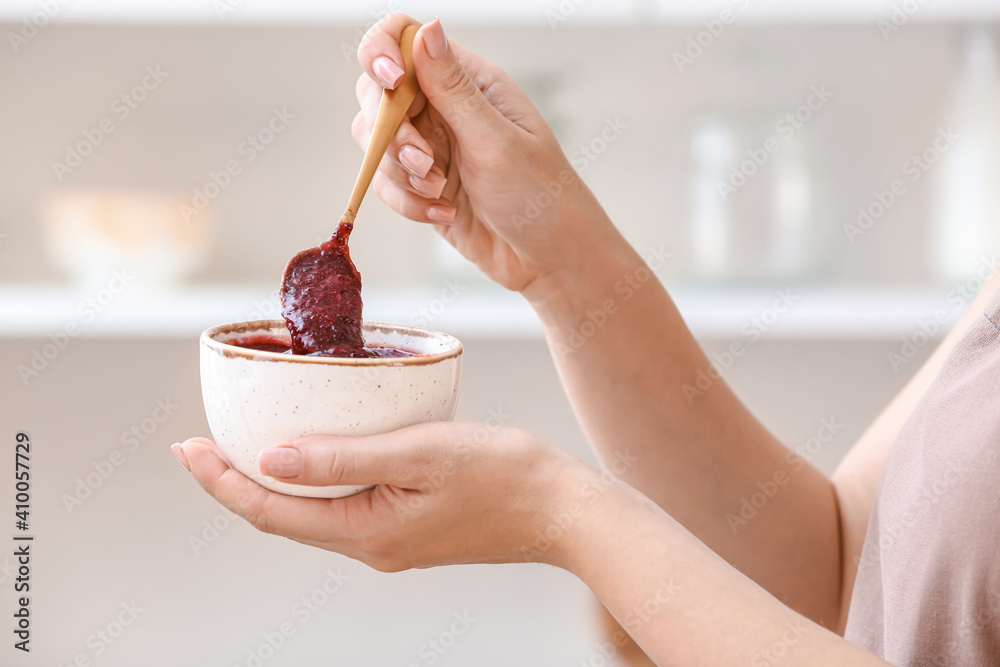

{"left": 172, "top": 16, "right": 1000, "bottom": 665}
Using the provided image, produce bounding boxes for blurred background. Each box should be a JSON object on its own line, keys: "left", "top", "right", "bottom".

{"left": 2, "top": 0, "right": 1000, "bottom": 664}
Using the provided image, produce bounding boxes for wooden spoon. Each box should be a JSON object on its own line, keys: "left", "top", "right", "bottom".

{"left": 343, "top": 23, "right": 421, "bottom": 226}
{"left": 279, "top": 25, "right": 420, "bottom": 356}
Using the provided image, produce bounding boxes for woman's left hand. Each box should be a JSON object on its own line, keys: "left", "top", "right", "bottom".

{"left": 173, "top": 423, "right": 589, "bottom": 572}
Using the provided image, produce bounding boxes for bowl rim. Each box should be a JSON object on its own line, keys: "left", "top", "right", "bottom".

{"left": 200, "top": 319, "right": 463, "bottom": 366}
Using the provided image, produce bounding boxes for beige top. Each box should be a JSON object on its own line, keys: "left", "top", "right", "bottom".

{"left": 845, "top": 289, "right": 1000, "bottom": 665}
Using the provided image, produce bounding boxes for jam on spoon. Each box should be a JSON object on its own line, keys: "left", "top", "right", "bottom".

{"left": 279, "top": 220, "right": 376, "bottom": 357}
{"left": 275, "top": 25, "right": 421, "bottom": 358}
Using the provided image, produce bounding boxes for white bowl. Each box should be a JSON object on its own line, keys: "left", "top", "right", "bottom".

{"left": 199, "top": 319, "right": 462, "bottom": 498}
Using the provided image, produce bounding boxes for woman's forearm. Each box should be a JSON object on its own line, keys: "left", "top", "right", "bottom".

{"left": 521, "top": 208, "right": 842, "bottom": 626}
{"left": 551, "top": 472, "right": 884, "bottom": 666}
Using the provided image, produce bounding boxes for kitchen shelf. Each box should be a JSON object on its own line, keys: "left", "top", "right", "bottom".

{"left": 2, "top": 0, "right": 998, "bottom": 25}
{"left": 0, "top": 285, "right": 970, "bottom": 341}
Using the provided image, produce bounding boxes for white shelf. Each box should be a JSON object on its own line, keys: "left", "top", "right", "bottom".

{"left": 1, "top": 0, "right": 998, "bottom": 25}
{"left": 0, "top": 285, "right": 539, "bottom": 340}
{"left": 0, "top": 285, "right": 971, "bottom": 341}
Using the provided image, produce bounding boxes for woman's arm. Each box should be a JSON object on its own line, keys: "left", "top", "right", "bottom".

{"left": 352, "top": 14, "right": 842, "bottom": 627}
{"left": 555, "top": 467, "right": 888, "bottom": 666}
{"left": 523, "top": 238, "right": 842, "bottom": 628}
{"left": 534, "top": 237, "right": 1000, "bottom": 635}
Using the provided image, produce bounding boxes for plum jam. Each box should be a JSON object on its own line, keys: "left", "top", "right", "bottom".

{"left": 231, "top": 335, "right": 417, "bottom": 359}
{"left": 279, "top": 221, "right": 384, "bottom": 358}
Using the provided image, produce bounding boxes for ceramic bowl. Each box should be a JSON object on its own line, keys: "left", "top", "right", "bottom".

{"left": 199, "top": 319, "right": 462, "bottom": 498}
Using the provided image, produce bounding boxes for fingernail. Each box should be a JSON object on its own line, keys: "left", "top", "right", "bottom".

{"left": 399, "top": 145, "right": 434, "bottom": 178}
{"left": 423, "top": 17, "right": 448, "bottom": 59}
{"left": 373, "top": 56, "right": 404, "bottom": 89}
{"left": 427, "top": 205, "right": 457, "bottom": 224}
{"left": 171, "top": 443, "right": 191, "bottom": 472}
{"left": 259, "top": 447, "right": 302, "bottom": 477}
{"left": 410, "top": 171, "right": 447, "bottom": 199}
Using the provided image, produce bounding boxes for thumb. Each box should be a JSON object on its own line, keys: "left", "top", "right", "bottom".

{"left": 256, "top": 424, "right": 446, "bottom": 488}
{"left": 412, "top": 18, "right": 508, "bottom": 142}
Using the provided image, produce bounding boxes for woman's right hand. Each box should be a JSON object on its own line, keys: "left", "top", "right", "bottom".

{"left": 354, "top": 15, "right": 620, "bottom": 295}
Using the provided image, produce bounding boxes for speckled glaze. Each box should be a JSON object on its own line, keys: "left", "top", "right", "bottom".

{"left": 199, "top": 319, "right": 462, "bottom": 498}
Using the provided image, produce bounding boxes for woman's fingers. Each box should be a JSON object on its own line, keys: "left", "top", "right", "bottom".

{"left": 355, "top": 69, "right": 429, "bottom": 125}
{"left": 371, "top": 170, "right": 457, "bottom": 224}
{"left": 410, "top": 19, "right": 511, "bottom": 144}
{"left": 357, "top": 13, "right": 422, "bottom": 89}
{"left": 177, "top": 438, "right": 361, "bottom": 544}
{"left": 354, "top": 74, "right": 437, "bottom": 179}
{"left": 351, "top": 108, "right": 442, "bottom": 194}
{"left": 374, "top": 151, "right": 448, "bottom": 200}
{"left": 257, "top": 423, "right": 462, "bottom": 488}
{"left": 256, "top": 433, "right": 420, "bottom": 488}
{"left": 349, "top": 110, "right": 457, "bottom": 221}
{"left": 398, "top": 143, "right": 437, "bottom": 181}
{"left": 352, "top": 112, "right": 446, "bottom": 203}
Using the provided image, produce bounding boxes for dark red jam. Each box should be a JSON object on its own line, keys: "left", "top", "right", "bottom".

{"left": 231, "top": 335, "right": 417, "bottom": 359}
{"left": 279, "top": 221, "right": 377, "bottom": 358}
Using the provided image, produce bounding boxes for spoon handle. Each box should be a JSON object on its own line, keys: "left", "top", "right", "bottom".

{"left": 343, "top": 24, "right": 420, "bottom": 224}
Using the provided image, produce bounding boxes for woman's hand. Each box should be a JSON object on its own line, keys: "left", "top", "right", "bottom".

{"left": 354, "top": 15, "right": 622, "bottom": 293}
{"left": 173, "top": 426, "right": 887, "bottom": 666}
{"left": 172, "top": 423, "right": 590, "bottom": 572}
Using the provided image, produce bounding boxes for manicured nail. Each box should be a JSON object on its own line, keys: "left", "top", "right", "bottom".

{"left": 373, "top": 56, "right": 404, "bottom": 89}
{"left": 399, "top": 145, "right": 434, "bottom": 178}
{"left": 258, "top": 447, "right": 302, "bottom": 477}
{"left": 427, "top": 205, "right": 457, "bottom": 224}
{"left": 171, "top": 443, "right": 191, "bottom": 472}
{"left": 423, "top": 17, "right": 448, "bottom": 59}
{"left": 410, "top": 171, "right": 447, "bottom": 199}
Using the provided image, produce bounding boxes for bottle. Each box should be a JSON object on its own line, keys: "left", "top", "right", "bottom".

{"left": 685, "top": 89, "right": 814, "bottom": 284}
{"left": 932, "top": 27, "right": 1000, "bottom": 284}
